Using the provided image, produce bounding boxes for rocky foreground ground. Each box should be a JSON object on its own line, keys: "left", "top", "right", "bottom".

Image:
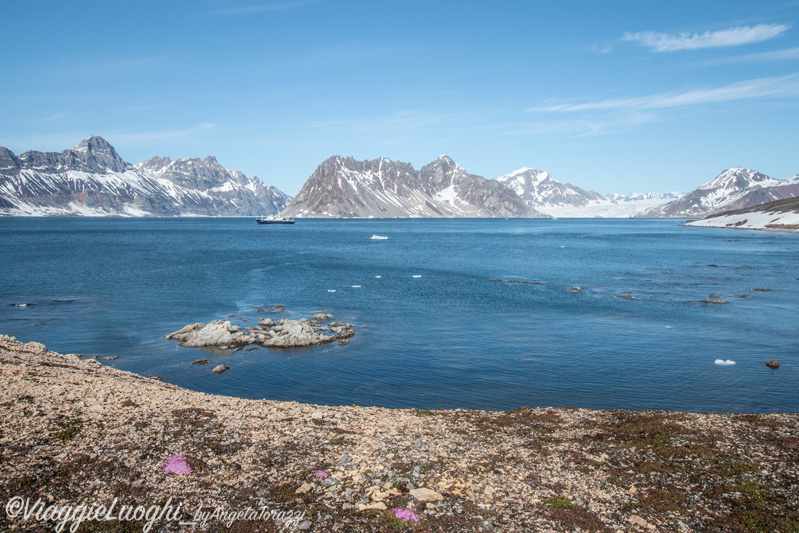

{"left": 1, "top": 335, "right": 797, "bottom": 532}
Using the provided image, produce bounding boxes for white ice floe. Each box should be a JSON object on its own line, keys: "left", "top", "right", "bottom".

{"left": 327, "top": 289, "right": 336, "bottom": 293}
{"left": 412, "top": 275, "right": 422, "bottom": 278}
{"left": 375, "top": 275, "right": 382, "bottom": 278}
{"left": 370, "top": 235, "right": 388, "bottom": 240}
{"left": 714, "top": 359, "right": 736, "bottom": 366}
{"left": 352, "top": 285, "right": 361, "bottom": 288}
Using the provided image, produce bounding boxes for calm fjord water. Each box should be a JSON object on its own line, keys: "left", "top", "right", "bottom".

{"left": 1, "top": 217, "right": 797, "bottom": 413}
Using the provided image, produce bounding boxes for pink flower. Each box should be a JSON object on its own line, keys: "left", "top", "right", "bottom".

{"left": 314, "top": 470, "right": 329, "bottom": 479}
{"left": 162, "top": 453, "right": 193, "bottom": 475}
{"left": 393, "top": 508, "right": 419, "bottom": 523}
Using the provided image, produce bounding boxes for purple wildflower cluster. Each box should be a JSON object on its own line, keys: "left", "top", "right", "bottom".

{"left": 393, "top": 508, "right": 420, "bottom": 523}
{"left": 162, "top": 453, "right": 193, "bottom": 475}
{"left": 314, "top": 470, "right": 329, "bottom": 479}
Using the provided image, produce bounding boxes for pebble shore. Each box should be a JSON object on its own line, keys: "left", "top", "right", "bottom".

{"left": 1, "top": 334, "right": 797, "bottom": 532}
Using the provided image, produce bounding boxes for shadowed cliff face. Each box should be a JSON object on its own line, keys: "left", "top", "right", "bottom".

{"left": 282, "top": 155, "right": 545, "bottom": 218}
{"left": 0, "top": 137, "right": 292, "bottom": 216}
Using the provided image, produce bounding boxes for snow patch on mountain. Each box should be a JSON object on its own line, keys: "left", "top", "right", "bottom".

{"left": 685, "top": 196, "right": 799, "bottom": 232}
{"left": 0, "top": 137, "right": 291, "bottom": 217}
{"left": 646, "top": 168, "right": 799, "bottom": 218}
{"left": 281, "top": 155, "right": 545, "bottom": 218}
{"left": 494, "top": 168, "right": 678, "bottom": 217}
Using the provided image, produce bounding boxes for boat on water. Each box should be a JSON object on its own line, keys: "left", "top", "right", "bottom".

{"left": 256, "top": 216, "right": 295, "bottom": 225}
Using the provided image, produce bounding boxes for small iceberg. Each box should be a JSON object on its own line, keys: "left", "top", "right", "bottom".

{"left": 351, "top": 285, "right": 361, "bottom": 288}
{"left": 375, "top": 275, "right": 382, "bottom": 278}
{"left": 412, "top": 275, "right": 422, "bottom": 278}
{"left": 327, "top": 289, "right": 336, "bottom": 293}
{"left": 370, "top": 235, "right": 388, "bottom": 240}
{"left": 714, "top": 359, "right": 736, "bottom": 366}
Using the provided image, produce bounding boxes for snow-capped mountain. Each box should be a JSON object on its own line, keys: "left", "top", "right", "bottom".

{"left": 493, "top": 168, "right": 679, "bottom": 217}
{"left": 0, "top": 136, "right": 291, "bottom": 216}
{"left": 495, "top": 168, "right": 605, "bottom": 208}
{"left": 645, "top": 167, "right": 799, "bottom": 218}
{"left": 281, "top": 155, "right": 545, "bottom": 218}
{"left": 685, "top": 195, "right": 799, "bottom": 232}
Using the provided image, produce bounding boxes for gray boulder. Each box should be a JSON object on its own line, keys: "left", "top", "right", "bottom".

{"left": 165, "top": 320, "right": 254, "bottom": 348}
{"left": 262, "top": 318, "right": 334, "bottom": 347}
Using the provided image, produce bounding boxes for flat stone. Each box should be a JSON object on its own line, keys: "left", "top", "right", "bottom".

{"left": 212, "top": 365, "right": 230, "bottom": 374}
{"left": 295, "top": 482, "right": 312, "bottom": 494}
{"left": 409, "top": 487, "right": 444, "bottom": 502}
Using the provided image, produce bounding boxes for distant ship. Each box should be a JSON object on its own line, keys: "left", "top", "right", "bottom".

{"left": 256, "top": 216, "right": 295, "bottom": 225}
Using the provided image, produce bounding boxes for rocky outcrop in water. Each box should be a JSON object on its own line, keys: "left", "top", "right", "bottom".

{"left": 165, "top": 315, "right": 356, "bottom": 349}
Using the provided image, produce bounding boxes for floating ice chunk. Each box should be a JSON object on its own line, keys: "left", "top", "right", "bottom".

{"left": 328, "top": 289, "right": 336, "bottom": 293}
{"left": 375, "top": 275, "right": 382, "bottom": 278}
{"left": 714, "top": 359, "right": 736, "bottom": 366}
{"left": 665, "top": 326, "right": 673, "bottom": 329}
{"left": 352, "top": 285, "right": 361, "bottom": 288}
{"left": 412, "top": 275, "right": 422, "bottom": 278}
{"left": 370, "top": 235, "right": 388, "bottom": 240}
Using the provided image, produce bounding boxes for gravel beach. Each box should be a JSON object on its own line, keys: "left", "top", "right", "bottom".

{"left": 1, "top": 334, "right": 797, "bottom": 532}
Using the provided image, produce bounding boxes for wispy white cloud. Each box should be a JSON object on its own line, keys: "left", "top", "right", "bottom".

{"left": 623, "top": 23, "right": 791, "bottom": 52}
{"left": 12, "top": 112, "right": 69, "bottom": 124}
{"left": 528, "top": 74, "right": 799, "bottom": 113}
{"left": 211, "top": 0, "right": 321, "bottom": 15}
{"left": 504, "top": 112, "right": 658, "bottom": 138}
{"left": 0, "top": 132, "right": 90, "bottom": 153}
{"left": 310, "top": 110, "right": 487, "bottom": 133}
{"left": 591, "top": 43, "right": 614, "bottom": 55}
{"left": 71, "top": 57, "right": 168, "bottom": 77}
{"left": 112, "top": 123, "right": 217, "bottom": 143}
{"left": 699, "top": 46, "right": 799, "bottom": 65}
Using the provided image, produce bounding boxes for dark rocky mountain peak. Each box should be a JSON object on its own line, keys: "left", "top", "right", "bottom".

{"left": 136, "top": 155, "right": 173, "bottom": 173}
{"left": 13, "top": 135, "right": 131, "bottom": 174}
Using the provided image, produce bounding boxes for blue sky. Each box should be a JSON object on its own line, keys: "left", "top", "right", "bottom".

{"left": 2, "top": 0, "right": 798, "bottom": 196}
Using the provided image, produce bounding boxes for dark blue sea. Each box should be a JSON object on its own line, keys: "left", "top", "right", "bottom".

{"left": 1, "top": 217, "right": 797, "bottom": 413}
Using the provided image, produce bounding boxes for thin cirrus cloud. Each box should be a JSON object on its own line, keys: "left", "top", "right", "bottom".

{"left": 210, "top": 0, "right": 322, "bottom": 15}
{"left": 528, "top": 74, "right": 799, "bottom": 113}
{"left": 699, "top": 46, "right": 799, "bottom": 65}
{"left": 112, "top": 123, "right": 217, "bottom": 143}
{"left": 623, "top": 23, "right": 791, "bottom": 52}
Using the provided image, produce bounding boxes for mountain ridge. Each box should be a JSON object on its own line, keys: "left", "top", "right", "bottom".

{"left": 0, "top": 137, "right": 292, "bottom": 217}
{"left": 281, "top": 155, "right": 545, "bottom": 218}
{"left": 645, "top": 167, "right": 799, "bottom": 218}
